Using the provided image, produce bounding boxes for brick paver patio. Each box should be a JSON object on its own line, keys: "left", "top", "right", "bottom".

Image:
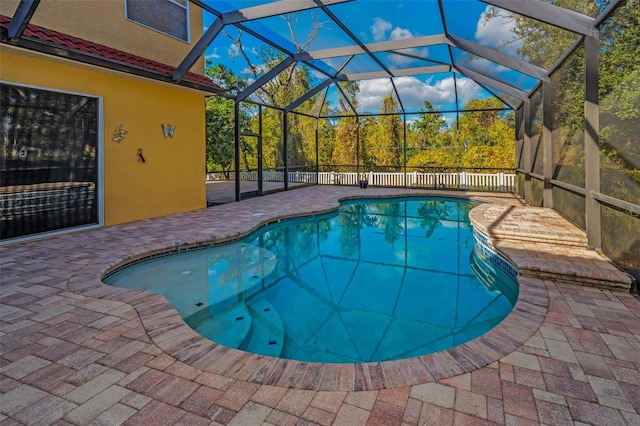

{"left": 1, "top": 186, "right": 639, "bottom": 425}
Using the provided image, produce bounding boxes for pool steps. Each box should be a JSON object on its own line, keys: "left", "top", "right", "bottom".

{"left": 241, "top": 298, "right": 285, "bottom": 357}
{"left": 188, "top": 303, "right": 252, "bottom": 349}
{"left": 184, "top": 296, "right": 286, "bottom": 358}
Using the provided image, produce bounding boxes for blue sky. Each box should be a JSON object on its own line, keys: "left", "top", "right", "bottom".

{"left": 201, "top": 1, "right": 552, "bottom": 114}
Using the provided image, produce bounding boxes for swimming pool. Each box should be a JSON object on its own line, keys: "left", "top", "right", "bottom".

{"left": 104, "top": 197, "right": 518, "bottom": 363}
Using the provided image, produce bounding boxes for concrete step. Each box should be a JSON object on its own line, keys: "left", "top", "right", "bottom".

{"left": 497, "top": 241, "right": 634, "bottom": 291}
{"left": 469, "top": 204, "right": 632, "bottom": 292}
{"left": 470, "top": 205, "right": 588, "bottom": 248}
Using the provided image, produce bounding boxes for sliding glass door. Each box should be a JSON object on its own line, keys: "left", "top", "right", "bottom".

{"left": 1, "top": 83, "right": 100, "bottom": 241}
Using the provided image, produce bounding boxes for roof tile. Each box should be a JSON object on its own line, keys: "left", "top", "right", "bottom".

{"left": 1, "top": 15, "right": 220, "bottom": 90}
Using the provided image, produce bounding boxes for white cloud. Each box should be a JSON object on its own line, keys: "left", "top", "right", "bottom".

{"left": 390, "top": 27, "right": 413, "bottom": 41}
{"left": 372, "top": 18, "right": 392, "bottom": 42}
{"left": 240, "top": 64, "right": 269, "bottom": 78}
{"left": 454, "top": 77, "right": 484, "bottom": 106}
{"left": 205, "top": 47, "right": 220, "bottom": 62}
{"left": 357, "top": 76, "right": 482, "bottom": 112}
{"left": 464, "top": 56, "right": 509, "bottom": 75}
{"left": 374, "top": 19, "right": 414, "bottom": 42}
{"left": 475, "top": 6, "right": 521, "bottom": 56}
{"left": 228, "top": 43, "right": 240, "bottom": 59}
{"left": 370, "top": 19, "right": 428, "bottom": 66}
{"left": 357, "top": 78, "right": 394, "bottom": 111}
{"left": 396, "top": 76, "right": 454, "bottom": 109}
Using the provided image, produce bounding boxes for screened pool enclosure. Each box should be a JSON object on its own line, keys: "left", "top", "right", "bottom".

{"left": 2, "top": 0, "right": 638, "bottom": 283}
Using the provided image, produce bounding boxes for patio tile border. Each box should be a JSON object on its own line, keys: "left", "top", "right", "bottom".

{"left": 67, "top": 188, "right": 547, "bottom": 391}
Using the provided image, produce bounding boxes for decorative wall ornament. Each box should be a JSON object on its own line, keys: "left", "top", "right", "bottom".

{"left": 162, "top": 124, "right": 176, "bottom": 138}
{"left": 112, "top": 124, "right": 128, "bottom": 143}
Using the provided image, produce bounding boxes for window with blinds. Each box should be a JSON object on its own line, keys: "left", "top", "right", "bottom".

{"left": 125, "top": 0, "right": 189, "bottom": 42}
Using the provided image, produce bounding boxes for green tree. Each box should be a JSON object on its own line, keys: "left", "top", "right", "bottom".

{"left": 406, "top": 101, "right": 454, "bottom": 170}
{"left": 318, "top": 117, "right": 336, "bottom": 168}
{"left": 331, "top": 85, "right": 360, "bottom": 170}
{"left": 457, "top": 98, "right": 515, "bottom": 169}
{"left": 332, "top": 116, "right": 358, "bottom": 170}
{"left": 410, "top": 101, "right": 447, "bottom": 149}
{"left": 358, "top": 116, "right": 377, "bottom": 171}
{"left": 204, "top": 64, "right": 249, "bottom": 175}
{"left": 369, "top": 93, "right": 403, "bottom": 168}
{"left": 406, "top": 146, "right": 458, "bottom": 169}
{"left": 599, "top": 0, "right": 640, "bottom": 202}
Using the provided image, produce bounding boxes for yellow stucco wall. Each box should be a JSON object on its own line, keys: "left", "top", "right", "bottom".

{"left": 0, "top": 0, "right": 205, "bottom": 74}
{"left": 1, "top": 47, "right": 207, "bottom": 226}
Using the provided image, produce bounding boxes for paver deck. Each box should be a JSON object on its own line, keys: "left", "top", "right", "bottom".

{"left": 1, "top": 186, "right": 639, "bottom": 425}
{"left": 469, "top": 205, "right": 633, "bottom": 291}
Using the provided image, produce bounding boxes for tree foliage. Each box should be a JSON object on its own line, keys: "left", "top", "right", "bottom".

{"left": 599, "top": 0, "right": 640, "bottom": 176}
{"left": 410, "top": 101, "right": 448, "bottom": 149}
{"left": 368, "top": 94, "right": 404, "bottom": 169}
{"left": 205, "top": 15, "right": 521, "bottom": 176}
{"left": 331, "top": 86, "right": 360, "bottom": 170}
{"left": 205, "top": 64, "right": 249, "bottom": 174}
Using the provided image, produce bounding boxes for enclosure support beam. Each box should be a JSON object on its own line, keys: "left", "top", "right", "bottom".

{"left": 515, "top": 106, "right": 525, "bottom": 196}
{"left": 234, "top": 101, "right": 241, "bottom": 202}
{"left": 356, "top": 116, "right": 360, "bottom": 182}
{"left": 454, "top": 65, "right": 527, "bottom": 101}
{"left": 523, "top": 99, "right": 532, "bottom": 204}
{"left": 403, "top": 114, "right": 408, "bottom": 188}
{"left": 584, "top": 35, "right": 601, "bottom": 250}
{"left": 285, "top": 78, "right": 335, "bottom": 113}
{"left": 224, "top": 0, "right": 352, "bottom": 23}
{"left": 258, "top": 105, "right": 264, "bottom": 196}
{"left": 236, "top": 56, "right": 296, "bottom": 102}
{"left": 480, "top": 0, "right": 598, "bottom": 37}
{"left": 447, "top": 35, "right": 549, "bottom": 82}
{"left": 176, "top": 0, "right": 352, "bottom": 82}
{"left": 188, "top": 0, "right": 221, "bottom": 17}
{"left": 315, "top": 118, "right": 319, "bottom": 184}
{"left": 7, "top": 0, "right": 40, "bottom": 41}
{"left": 453, "top": 73, "right": 460, "bottom": 111}
{"left": 303, "top": 34, "right": 448, "bottom": 60}
{"left": 391, "top": 79, "right": 405, "bottom": 114}
{"left": 542, "top": 81, "right": 553, "bottom": 208}
{"left": 594, "top": 0, "right": 625, "bottom": 27}
{"left": 345, "top": 65, "right": 450, "bottom": 81}
{"left": 173, "top": 18, "right": 224, "bottom": 82}
{"left": 283, "top": 111, "right": 289, "bottom": 190}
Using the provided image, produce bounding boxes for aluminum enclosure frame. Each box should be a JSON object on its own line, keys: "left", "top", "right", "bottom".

{"left": 3, "top": 0, "right": 635, "bottom": 255}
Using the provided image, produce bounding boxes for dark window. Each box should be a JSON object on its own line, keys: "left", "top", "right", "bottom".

{"left": 125, "top": 0, "right": 189, "bottom": 42}
{"left": 0, "top": 83, "right": 100, "bottom": 240}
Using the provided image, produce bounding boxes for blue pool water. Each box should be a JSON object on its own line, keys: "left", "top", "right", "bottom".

{"left": 104, "top": 197, "right": 518, "bottom": 363}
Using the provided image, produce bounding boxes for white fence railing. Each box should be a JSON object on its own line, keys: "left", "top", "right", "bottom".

{"left": 206, "top": 171, "right": 515, "bottom": 192}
